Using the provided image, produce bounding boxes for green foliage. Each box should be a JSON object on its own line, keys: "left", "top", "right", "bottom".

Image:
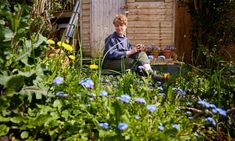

{"left": 185, "top": 0, "right": 235, "bottom": 66}
{"left": 0, "top": 1, "right": 234, "bottom": 140}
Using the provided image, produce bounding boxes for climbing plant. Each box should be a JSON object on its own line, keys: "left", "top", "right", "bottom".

{"left": 184, "top": 0, "right": 235, "bottom": 66}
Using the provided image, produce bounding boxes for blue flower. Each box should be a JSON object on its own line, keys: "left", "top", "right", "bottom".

{"left": 205, "top": 117, "right": 216, "bottom": 126}
{"left": 158, "top": 86, "right": 163, "bottom": 91}
{"left": 79, "top": 78, "right": 94, "bottom": 89}
{"left": 117, "top": 123, "right": 128, "bottom": 130}
{"left": 147, "top": 105, "right": 157, "bottom": 113}
{"left": 99, "top": 122, "right": 109, "bottom": 129}
{"left": 56, "top": 91, "right": 68, "bottom": 97}
{"left": 197, "top": 100, "right": 210, "bottom": 108}
{"left": 158, "top": 123, "right": 164, "bottom": 131}
{"left": 138, "top": 66, "right": 145, "bottom": 72}
{"left": 172, "top": 124, "right": 180, "bottom": 129}
{"left": 135, "top": 97, "right": 146, "bottom": 104}
{"left": 194, "top": 132, "right": 199, "bottom": 137}
{"left": 138, "top": 66, "right": 145, "bottom": 70}
{"left": 99, "top": 90, "right": 108, "bottom": 96}
{"left": 209, "top": 104, "right": 217, "bottom": 109}
{"left": 177, "top": 89, "right": 186, "bottom": 96}
{"left": 76, "top": 93, "right": 81, "bottom": 97}
{"left": 216, "top": 108, "right": 227, "bottom": 116}
{"left": 157, "top": 81, "right": 162, "bottom": 86}
{"left": 119, "top": 95, "right": 131, "bottom": 103}
{"left": 53, "top": 76, "right": 64, "bottom": 85}
{"left": 173, "top": 88, "right": 186, "bottom": 96}
{"left": 212, "top": 108, "right": 217, "bottom": 113}
{"left": 148, "top": 55, "right": 154, "bottom": 60}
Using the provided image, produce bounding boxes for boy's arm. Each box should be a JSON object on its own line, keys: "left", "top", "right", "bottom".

{"left": 104, "top": 38, "right": 127, "bottom": 59}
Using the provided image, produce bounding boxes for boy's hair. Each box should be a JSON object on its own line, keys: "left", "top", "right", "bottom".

{"left": 113, "top": 14, "right": 128, "bottom": 26}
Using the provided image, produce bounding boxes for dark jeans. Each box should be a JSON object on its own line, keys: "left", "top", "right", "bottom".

{"left": 102, "top": 52, "right": 149, "bottom": 71}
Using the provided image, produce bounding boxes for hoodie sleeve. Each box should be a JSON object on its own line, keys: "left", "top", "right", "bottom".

{"left": 104, "top": 36, "right": 127, "bottom": 59}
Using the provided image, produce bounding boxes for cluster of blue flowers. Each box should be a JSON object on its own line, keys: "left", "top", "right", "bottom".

{"left": 172, "top": 124, "right": 180, "bottom": 129}
{"left": 205, "top": 117, "right": 216, "bottom": 126}
{"left": 118, "top": 95, "right": 131, "bottom": 103}
{"left": 56, "top": 91, "right": 68, "bottom": 97}
{"left": 157, "top": 123, "right": 180, "bottom": 131}
{"left": 79, "top": 78, "right": 94, "bottom": 89}
{"left": 158, "top": 123, "right": 164, "bottom": 131}
{"left": 135, "top": 97, "right": 146, "bottom": 104}
{"left": 53, "top": 76, "right": 64, "bottom": 85}
{"left": 197, "top": 100, "right": 227, "bottom": 116}
{"left": 147, "top": 105, "right": 157, "bottom": 113}
{"left": 99, "top": 90, "right": 108, "bottom": 96}
{"left": 99, "top": 123, "right": 109, "bottom": 129}
{"left": 117, "top": 95, "right": 157, "bottom": 113}
{"left": 99, "top": 122, "right": 128, "bottom": 130}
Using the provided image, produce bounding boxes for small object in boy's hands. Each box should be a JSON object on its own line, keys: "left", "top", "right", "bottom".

{"left": 136, "top": 44, "right": 145, "bottom": 49}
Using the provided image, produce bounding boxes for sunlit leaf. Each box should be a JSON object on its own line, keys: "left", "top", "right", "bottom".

{"left": 0, "top": 124, "right": 9, "bottom": 136}
{"left": 20, "top": 131, "right": 29, "bottom": 139}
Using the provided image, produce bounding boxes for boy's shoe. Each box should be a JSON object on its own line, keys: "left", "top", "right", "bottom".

{"left": 151, "top": 74, "right": 164, "bottom": 81}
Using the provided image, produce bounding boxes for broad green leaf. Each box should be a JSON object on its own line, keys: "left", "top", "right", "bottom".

{"left": 0, "top": 71, "right": 12, "bottom": 85}
{"left": 36, "top": 93, "right": 42, "bottom": 100}
{"left": 0, "top": 20, "right": 4, "bottom": 25}
{"left": 61, "top": 110, "right": 70, "bottom": 120}
{"left": 0, "top": 116, "right": 10, "bottom": 122}
{"left": 3, "top": 28, "right": 14, "bottom": 41}
{"left": 5, "top": 75, "right": 25, "bottom": 95}
{"left": 10, "top": 116, "right": 23, "bottom": 124}
{"left": 53, "top": 99, "right": 63, "bottom": 110}
{"left": 21, "top": 131, "right": 29, "bottom": 139}
{"left": 24, "top": 39, "right": 32, "bottom": 49}
{"left": 0, "top": 124, "right": 9, "bottom": 136}
{"left": 33, "top": 34, "right": 47, "bottom": 48}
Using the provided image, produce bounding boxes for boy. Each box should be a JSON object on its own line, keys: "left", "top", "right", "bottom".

{"left": 102, "top": 14, "right": 164, "bottom": 81}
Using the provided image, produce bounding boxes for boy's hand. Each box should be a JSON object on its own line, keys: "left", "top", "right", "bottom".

{"left": 126, "top": 47, "right": 139, "bottom": 56}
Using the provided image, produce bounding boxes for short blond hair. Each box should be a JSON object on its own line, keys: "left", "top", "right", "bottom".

{"left": 113, "top": 14, "right": 128, "bottom": 26}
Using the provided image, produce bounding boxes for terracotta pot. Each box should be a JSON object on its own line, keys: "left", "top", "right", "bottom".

{"left": 162, "top": 49, "right": 173, "bottom": 59}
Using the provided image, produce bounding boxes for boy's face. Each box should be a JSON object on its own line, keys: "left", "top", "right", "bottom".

{"left": 114, "top": 24, "right": 127, "bottom": 36}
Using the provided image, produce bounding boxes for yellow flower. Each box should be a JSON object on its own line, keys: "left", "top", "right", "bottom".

{"left": 69, "top": 55, "right": 75, "bottom": 60}
{"left": 57, "top": 41, "right": 73, "bottom": 52}
{"left": 57, "top": 41, "right": 63, "bottom": 47}
{"left": 163, "top": 73, "right": 170, "bottom": 80}
{"left": 47, "top": 39, "right": 55, "bottom": 45}
{"left": 89, "top": 64, "right": 98, "bottom": 70}
{"left": 63, "top": 44, "right": 73, "bottom": 52}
